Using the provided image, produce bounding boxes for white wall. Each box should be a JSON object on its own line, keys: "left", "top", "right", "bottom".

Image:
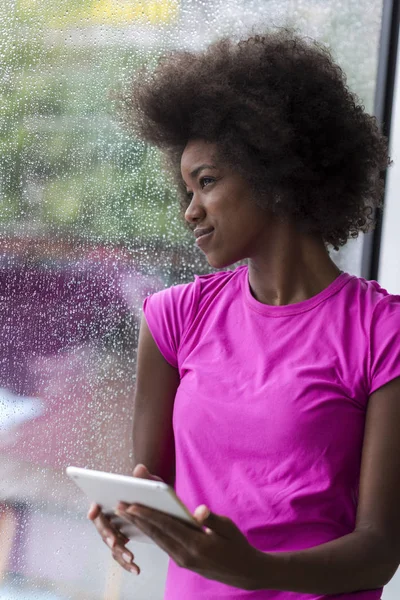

{"left": 378, "top": 35, "right": 400, "bottom": 294}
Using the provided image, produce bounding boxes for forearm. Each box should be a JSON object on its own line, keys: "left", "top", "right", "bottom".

{"left": 255, "top": 529, "right": 396, "bottom": 595}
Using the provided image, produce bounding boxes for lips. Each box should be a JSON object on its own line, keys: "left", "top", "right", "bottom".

{"left": 194, "top": 227, "right": 214, "bottom": 239}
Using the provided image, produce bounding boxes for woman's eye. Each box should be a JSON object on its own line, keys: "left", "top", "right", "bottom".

{"left": 184, "top": 177, "right": 214, "bottom": 201}
{"left": 200, "top": 176, "right": 214, "bottom": 188}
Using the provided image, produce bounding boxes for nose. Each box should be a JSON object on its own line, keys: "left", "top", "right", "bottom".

{"left": 184, "top": 192, "right": 205, "bottom": 225}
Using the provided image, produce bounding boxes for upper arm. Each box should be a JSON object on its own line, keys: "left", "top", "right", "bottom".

{"left": 133, "top": 314, "right": 180, "bottom": 485}
{"left": 354, "top": 376, "right": 400, "bottom": 579}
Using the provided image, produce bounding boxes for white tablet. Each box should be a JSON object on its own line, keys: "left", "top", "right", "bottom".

{"left": 66, "top": 466, "right": 201, "bottom": 544}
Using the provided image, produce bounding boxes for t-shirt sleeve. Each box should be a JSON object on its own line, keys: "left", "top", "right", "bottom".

{"left": 142, "top": 281, "right": 198, "bottom": 369}
{"left": 369, "top": 294, "right": 400, "bottom": 395}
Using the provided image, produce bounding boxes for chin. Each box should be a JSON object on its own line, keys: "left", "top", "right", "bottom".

{"left": 206, "top": 253, "right": 241, "bottom": 270}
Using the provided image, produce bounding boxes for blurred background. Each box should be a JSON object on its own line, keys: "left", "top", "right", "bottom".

{"left": 0, "top": 0, "right": 399, "bottom": 598}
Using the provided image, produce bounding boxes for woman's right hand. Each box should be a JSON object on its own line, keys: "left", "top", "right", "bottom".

{"left": 87, "top": 463, "right": 164, "bottom": 575}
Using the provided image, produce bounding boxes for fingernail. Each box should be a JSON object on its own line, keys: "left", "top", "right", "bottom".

{"left": 126, "top": 506, "right": 139, "bottom": 516}
{"left": 194, "top": 504, "right": 210, "bottom": 519}
{"left": 106, "top": 537, "right": 114, "bottom": 549}
{"left": 122, "top": 552, "right": 132, "bottom": 563}
{"left": 130, "top": 566, "right": 139, "bottom": 575}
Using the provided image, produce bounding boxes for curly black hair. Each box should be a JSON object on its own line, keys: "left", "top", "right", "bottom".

{"left": 124, "top": 29, "right": 389, "bottom": 249}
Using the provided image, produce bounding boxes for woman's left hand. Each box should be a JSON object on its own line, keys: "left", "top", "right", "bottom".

{"left": 116, "top": 502, "right": 266, "bottom": 590}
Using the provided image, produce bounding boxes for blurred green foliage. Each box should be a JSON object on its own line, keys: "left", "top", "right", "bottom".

{"left": 0, "top": 11, "right": 185, "bottom": 243}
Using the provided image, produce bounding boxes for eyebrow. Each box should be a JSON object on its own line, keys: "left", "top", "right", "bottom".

{"left": 190, "top": 163, "right": 216, "bottom": 178}
{"left": 182, "top": 163, "right": 217, "bottom": 186}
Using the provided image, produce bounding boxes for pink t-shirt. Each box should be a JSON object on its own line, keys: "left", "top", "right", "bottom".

{"left": 143, "top": 266, "right": 400, "bottom": 600}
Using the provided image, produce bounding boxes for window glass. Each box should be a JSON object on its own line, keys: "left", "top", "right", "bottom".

{"left": 0, "top": 1, "right": 384, "bottom": 598}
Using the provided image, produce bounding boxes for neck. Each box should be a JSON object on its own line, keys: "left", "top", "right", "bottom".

{"left": 247, "top": 223, "right": 342, "bottom": 306}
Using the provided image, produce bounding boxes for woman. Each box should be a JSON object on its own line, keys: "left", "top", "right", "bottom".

{"left": 88, "top": 31, "right": 400, "bottom": 599}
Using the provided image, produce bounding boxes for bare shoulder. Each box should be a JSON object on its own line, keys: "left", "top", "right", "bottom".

{"left": 136, "top": 315, "right": 179, "bottom": 377}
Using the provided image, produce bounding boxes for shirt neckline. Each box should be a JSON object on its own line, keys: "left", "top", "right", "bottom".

{"left": 241, "top": 265, "right": 354, "bottom": 317}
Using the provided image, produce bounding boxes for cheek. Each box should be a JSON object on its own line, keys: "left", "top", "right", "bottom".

{"left": 229, "top": 211, "right": 266, "bottom": 238}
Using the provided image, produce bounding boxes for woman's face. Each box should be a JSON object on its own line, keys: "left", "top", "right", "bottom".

{"left": 180, "top": 139, "right": 273, "bottom": 269}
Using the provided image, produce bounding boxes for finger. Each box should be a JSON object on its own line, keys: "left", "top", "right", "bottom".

{"left": 132, "top": 464, "right": 163, "bottom": 482}
{"left": 108, "top": 510, "right": 130, "bottom": 531}
{"left": 89, "top": 508, "right": 136, "bottom": 573}
{"left": 111, "top": 545, "right": 140, "bottom": 575}
{"left": 192, "top": 505, "right": 213, "bottom": 534}
{"left": 193, "top": 504, "right": 210, "bottom": 524}
{"left": 194, "top": 506, "right": 237, "bottom": 539}
{"left": 123, "top": 506, "right": 203, "bottom": 547}
{"left": 87, "top": 502, "right": 101, "bottom": 520}
{"left": 93, "top": 511, "right": 129, "bottom": 548}
{"left": 106, "top": 527, "right": 130, "bottom": 547}
{"left": 89, "top": 504, "right": 129, "bottom": 544}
